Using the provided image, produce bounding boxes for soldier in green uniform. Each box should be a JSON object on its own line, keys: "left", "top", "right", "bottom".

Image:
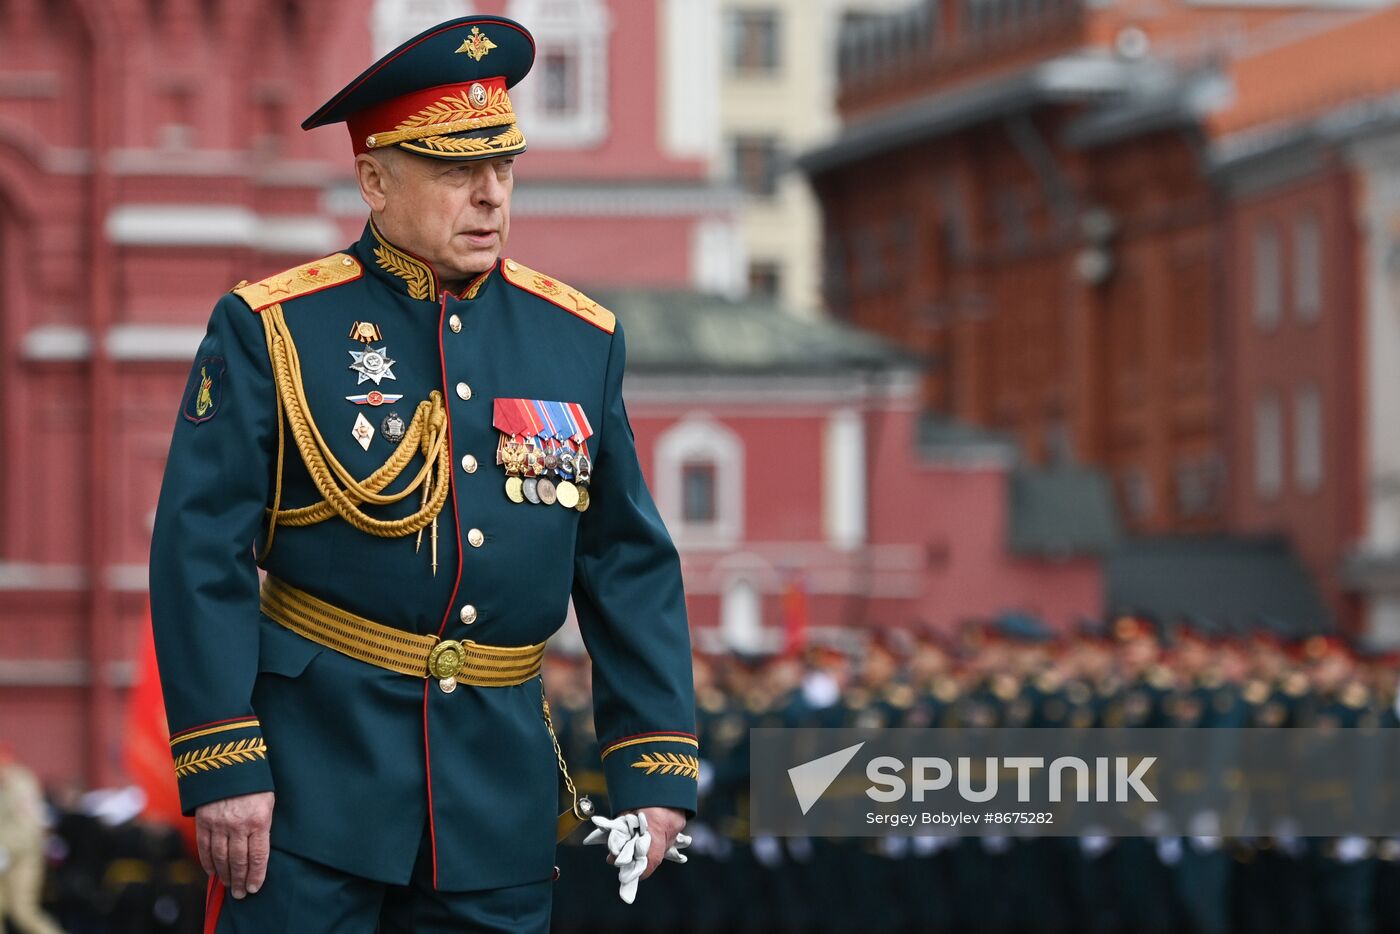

{"left": 1242, "top": 627, "right": 1315, "bottom": 934}
{"left": 745, "top": 653, "right": 808, "bottom": 933}
{"left": 148, "top": 16, "right": 696, "bottom": 932}
{"left": 1061, "top": 621, "right": 1122, "bottom": 934}
{"left": 1298, "top": 636, "right": 1379, "bottom": 934}
{"left": 838, "top": 627, "right": 917, "bottom": 933}
{"left": 1360, "top": 646, "right": 1400, "bottom": 932}
{"left": 942, "top": 620, "right": 1024, "bottom": 934}
{"left": 1165, "top": 619, "right": 1244, "bottom": 934}
{"left": 1102, "top": 616, "right": 1182, "bottom": 934}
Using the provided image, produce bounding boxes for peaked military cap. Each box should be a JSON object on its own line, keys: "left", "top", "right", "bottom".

{"left": 302, "top": 15, "right": 534, "bottom": 161}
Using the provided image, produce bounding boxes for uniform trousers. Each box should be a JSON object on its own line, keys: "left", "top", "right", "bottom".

{"left": 206, "top": 823, "right": 553, "bottom": 933}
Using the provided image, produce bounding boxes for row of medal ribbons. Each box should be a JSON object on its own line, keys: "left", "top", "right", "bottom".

{"left": 492, "top": 398, "right": 595, "bottom": 512}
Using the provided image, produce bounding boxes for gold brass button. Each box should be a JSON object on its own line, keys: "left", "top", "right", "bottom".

{"left": 460, "top": 604, "right": 478, "bottom": 625}
{"left": 462, "top": 454, "right": 478, "bottom": 474}
{"left": 456, "top": 382, "right": 472, "bottom": 401}
{"left": 449, "top": 314, "right": 462, "bottom": 333}
{"left": 467, "top": 528, "right": 484, "bottom": 548}
{"left": 506, "top": 260, "right": 519, "bottom": 272}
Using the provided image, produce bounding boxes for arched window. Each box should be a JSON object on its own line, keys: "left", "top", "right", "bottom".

{"left": 506, "top": 0, "right": 611, "bottom": 147}
{"left": 372, "top": 0, "right": 475, "bottom": 56}
{"left": 655, "top": 415, "right": 744, "bottom": 549}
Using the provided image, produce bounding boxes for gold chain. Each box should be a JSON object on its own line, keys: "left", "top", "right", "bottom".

{"left": 541, "top": 685, "right": 590, "bottom": 821}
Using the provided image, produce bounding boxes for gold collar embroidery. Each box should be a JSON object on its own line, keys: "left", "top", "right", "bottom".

{"left": 369, "top": 221, "right": 437, "bottom": 302}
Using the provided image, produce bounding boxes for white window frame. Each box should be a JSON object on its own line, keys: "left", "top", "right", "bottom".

{"left": 1294, "top": 211, "right": 1322, "bottom": 324}
{"left": 1254, "top": 392, "right": 1284, "bottom": 500}
{"left": 655, "top": 414, "right": 744, "bottom": 549}
{"left": 823, "top": 408, "right": 866, "bottom": 550}
{"left": 506, "top": 0, "right": 611, "bottom": 147}
{"left": 1294, "top": 383, "right": 1323, "bottom": 493}
{"left": 724, "top": 7, "right": 783, "bottom": 76}
{"left": 1253, "top": 221, "right": 1282, "bottom": 332}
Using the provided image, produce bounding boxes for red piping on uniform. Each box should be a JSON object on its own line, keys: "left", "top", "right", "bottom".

{"left": 424, "top": 289, "right": 467, "bottom": 889}
{"left": 423, "top": 680, "right": 438, "bottom": 887}
{"left": 432, "top": 290, "right": 466, "bottom": 640}
{"left": 204, "top": 877, "right": 225, "bottom": 934}
{"left": 463, "top": 263, "right": 495, "bottom": 299}
{"left": 308, "top": 20, "right": 536, "bottom": 125}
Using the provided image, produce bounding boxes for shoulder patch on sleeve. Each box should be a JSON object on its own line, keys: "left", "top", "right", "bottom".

{"left": 182, "top": 355, "right": 225, "bottom": 424}
{"left": 231, "top": 253, "right": 363, "bottom": 312}
{"left": 500, "top": 259, "right": 616, "bottom": 335}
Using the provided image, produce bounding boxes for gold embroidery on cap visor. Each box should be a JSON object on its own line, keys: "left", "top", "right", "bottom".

{"left": 366, "top": 85, "right": 519, "bottom": 150}
{"left": 399, "top": 124, "right": 526, "bottom": 158}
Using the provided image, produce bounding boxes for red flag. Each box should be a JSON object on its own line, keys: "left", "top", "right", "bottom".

{"left": 124, "top": 604, "right": 196, "bottom": 853}
{"left": 781, "top": 573, "right": 809, "bottom": 658}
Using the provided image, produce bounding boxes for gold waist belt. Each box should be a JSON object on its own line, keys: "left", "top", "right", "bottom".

{"left": 260, "top": 576, "right": 545, "bottom": 688}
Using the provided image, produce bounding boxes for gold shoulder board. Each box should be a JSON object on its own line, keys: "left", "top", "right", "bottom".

{"left": 232, "top": 253, "right": 363, "bottom": 312}
{"left": 500, "top": 259, "right": 615, "bottom": 335}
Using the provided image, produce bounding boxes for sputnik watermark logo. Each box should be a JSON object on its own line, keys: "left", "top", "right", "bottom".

{"left": 755, "top": 728, "right": 1400, "bottom": 837}
{"left": 787, "top": 742, "right": 865, "bottom": 815}
{"left": 787, "top": 744, "right": 1157, "bottom": 815}
{"left": 865, "top": 756, "right": 1158, "bottom": 803}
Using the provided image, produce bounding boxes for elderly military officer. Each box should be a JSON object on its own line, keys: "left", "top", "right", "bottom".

{"left": 149, "top": 15, "right": 697, "bottom": 932}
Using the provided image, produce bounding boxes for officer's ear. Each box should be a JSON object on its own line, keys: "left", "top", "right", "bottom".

{"left": 355, "top": 152, "right": 394, "bottom": 213}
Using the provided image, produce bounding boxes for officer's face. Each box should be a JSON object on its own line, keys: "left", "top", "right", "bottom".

{"left": 359, "top": 149, "right": 514, "bottom": 286}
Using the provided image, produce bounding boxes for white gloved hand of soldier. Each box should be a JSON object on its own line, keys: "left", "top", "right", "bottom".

{"left": 583, "top": 812, "right": 691, "bottom": 903}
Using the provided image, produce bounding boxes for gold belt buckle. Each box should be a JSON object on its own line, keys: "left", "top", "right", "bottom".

{"left": 428, "top": 639, "right": 465, "bottom": 693}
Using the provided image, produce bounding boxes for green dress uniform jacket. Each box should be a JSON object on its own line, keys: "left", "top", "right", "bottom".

{"left": 149, "top": 221, "right": 698, "bottom": 891}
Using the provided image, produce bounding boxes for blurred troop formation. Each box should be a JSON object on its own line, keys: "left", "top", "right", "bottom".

{"left": 8, "top": 616, "right": 1400, "bottom": 934}
{"left": 549, "top": 616, "right": 1400, "bottom": 934}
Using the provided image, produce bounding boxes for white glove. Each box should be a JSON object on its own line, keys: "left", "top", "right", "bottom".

{"left": 583, "top": 812, "right": 692, "bottom": 904}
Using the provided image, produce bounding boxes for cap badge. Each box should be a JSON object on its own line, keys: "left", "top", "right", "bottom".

{"left": 456, "top": 26, "right": 497, "bottom": 61}
{"left": 469, "top": 82, "right": 488, "bottom": 108}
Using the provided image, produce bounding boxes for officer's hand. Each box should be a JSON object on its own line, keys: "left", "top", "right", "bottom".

{"left": 621, "top": 806, "right": 686, "bottom": 880}
{"left": 195, "top": 791, "right": 274, "bottom": 899}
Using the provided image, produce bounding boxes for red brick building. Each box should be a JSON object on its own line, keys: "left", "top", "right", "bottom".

{"left": 803, "top": 0, "right": 1391, "bottom": 629}
{"left": 1211, "top": 5, "right": 1400, "bottom": 634}
{"left": 806, "top": 0, "right": 1370, "bottom": 535}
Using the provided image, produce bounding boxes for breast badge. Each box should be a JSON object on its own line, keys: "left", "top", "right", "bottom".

{"left": 381, "top": 411, "right": 407, "bottom": 444}
{"left": 346, "top": 391, "right": 404, "bottom": 406}
{"left": 349, "top": 346, "right": 399, "bottom": 385}
{"left": 352, "top": 412, "right": 375, "bottom": 451}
